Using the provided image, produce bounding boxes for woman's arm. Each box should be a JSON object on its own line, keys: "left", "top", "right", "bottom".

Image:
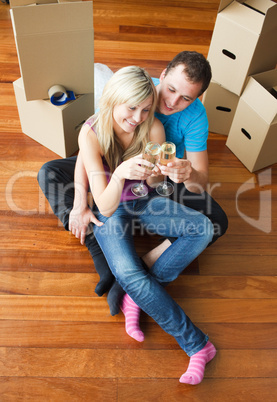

{"left": 72, "top": 152, "right": 90, "bottom": 212}
{"left": 78, "top": 123, "right": 121, "bottom": 217}
{"left": 69, "top": 152, "right": 103, "bottom": 245}
{"left": 79, "top": 124, "right": 153, "bottom": 217}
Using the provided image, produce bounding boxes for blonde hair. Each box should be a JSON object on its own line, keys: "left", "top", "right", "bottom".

{"left": 93, "top": 66, "right": 157, "bottom": 172}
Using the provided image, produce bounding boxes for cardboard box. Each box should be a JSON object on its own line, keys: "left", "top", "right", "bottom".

{"left": 202, "top": 80, "right": 239, "bottom": 135}
{"left": 13, "top": 77, "right": 94, "bottom": 157}
{"left": 226, "top": 69, "right": 277, "bottom": 172}
{"left": 10, "top": 0, "right": 94, "bottom": 101}
{"left": 207, "top": 0, "right": 277, "bottom": 95}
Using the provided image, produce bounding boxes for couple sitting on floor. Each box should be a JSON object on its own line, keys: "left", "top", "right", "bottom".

{"left": 38, "top": 51, "right": 228, "bottom": 385}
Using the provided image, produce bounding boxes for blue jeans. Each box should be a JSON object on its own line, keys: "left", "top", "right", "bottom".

{"left": 94, "top": 193, "right": 213, "bottom": 356}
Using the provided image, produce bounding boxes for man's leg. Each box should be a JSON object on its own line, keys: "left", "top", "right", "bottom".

{"left": 37, "top": 156, "right": 77, "bottom": 229}
{"left": 170, "top": 180, "right": 228, "bottom": 246}
{"left": 37, "top": 157, "right": 115, "bottom": 297}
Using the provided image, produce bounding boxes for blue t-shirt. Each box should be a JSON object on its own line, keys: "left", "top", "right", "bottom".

{"left": 152, "top": 77, "right": 209, "bottom": 158}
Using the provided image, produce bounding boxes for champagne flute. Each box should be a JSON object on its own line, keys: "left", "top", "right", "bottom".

{"left": 131, "top": 141, "right": 161, "bottom": 197}
{"left": 156, "top": 141, "right": 176, "bottom": 196}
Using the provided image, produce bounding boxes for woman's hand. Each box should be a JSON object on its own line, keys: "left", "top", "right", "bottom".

{"left": 69, "top": 206, "right": 103, "bottom": 245}
{"left": 115, "top": 154, "right": 154, "bottom": 181}
{"left": 150, "top": 164, "right": 162, "bottom": 177}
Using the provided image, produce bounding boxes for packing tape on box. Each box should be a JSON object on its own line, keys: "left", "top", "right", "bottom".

{"left": 48, "top": 85, "right": 76, "bottom": 106}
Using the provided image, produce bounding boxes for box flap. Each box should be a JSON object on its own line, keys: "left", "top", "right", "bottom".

{"left": 9, "top": 0, "right": 78, "bottom": 7}
{"left": 251, "top": 69, "right": 277, "bottom": 91}
{"left": 218, "top": 0, "right": 276, "bottom": 14}
{"left": 220, "top": 1, "right": 272, "bottom": 34}
{"left": 10, "top": 0, "right": 57, "bottom": 7}
{"left": 10, "top": 1, "right": 93, "bottom": 34}
{"left": 242, "top": 73, "right": 277, "bottom": 124}
{"left": 217, "top": 1, "right": 240, "bottom": 13}
{"left": 244, "top": 0, "right": 276, "bottom": 15}
{"left": 251, "top": 0, "right": 277, "bottom": 36}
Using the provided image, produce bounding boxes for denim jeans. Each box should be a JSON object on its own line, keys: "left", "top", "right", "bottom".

{"left": 93, "top": 193, "right": 213, "bottom": 356}
{"left": 37, "top": 156, "right": 228, "bottom": 244}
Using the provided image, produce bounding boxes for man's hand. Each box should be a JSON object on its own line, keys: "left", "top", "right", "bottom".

{"left": 69, "top": 206, "right": 103, "bottom": 245}
{"left": 158, "top": 158, "right": 192, "bottom": 183}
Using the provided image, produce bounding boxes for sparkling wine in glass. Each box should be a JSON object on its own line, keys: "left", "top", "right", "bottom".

{"left": 156, "top": 141, "right": 176, "bottom": 196}
{"left": 131, "top": 142, "right": 161, "bottom": 197}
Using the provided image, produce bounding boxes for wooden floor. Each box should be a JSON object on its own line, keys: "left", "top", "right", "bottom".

{"left": 1, "top": 0, "right": 277, "bottom": 400}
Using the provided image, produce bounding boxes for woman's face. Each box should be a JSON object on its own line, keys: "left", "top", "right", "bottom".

{"left": 112, "top": 95, "right": 153, "bottom": 136}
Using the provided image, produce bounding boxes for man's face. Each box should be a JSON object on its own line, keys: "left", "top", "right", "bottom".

{"left": 156, "top": 64, "right": 203, "bottom": 115}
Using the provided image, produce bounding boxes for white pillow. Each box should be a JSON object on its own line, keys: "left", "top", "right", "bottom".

{"left": 94, "top": 63, "right": 114, "bottom": 111}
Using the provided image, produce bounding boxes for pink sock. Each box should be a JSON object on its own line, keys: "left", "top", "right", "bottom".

{"left": 120, "top": 294, "right": 144, "bottom": 342}
{"left": 179, "top": 341, "right": 216, "bottom": 385}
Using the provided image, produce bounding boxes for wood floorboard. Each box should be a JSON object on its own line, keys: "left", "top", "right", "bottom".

{"left": 1, "top": 0, "right": 277, "bottom": 400}
{"left": 117, "top": 379, "right": 277, "bottom": 402}
{"left": 199, "top": 254, "right": 277, "bottom": 276}
{"left": 0, "top": 377, "right": 117, "bottom": 402}
{"left": 0, "top": 347, "right": 275, "bottom": 378}
{"left": 0, "top": 296, "right": 276, "bottom": 323}
{"left": 1, "top": 378, "right": 277, "bottom": 402}
{"left": 0, "top": 321, "right": 276, "bottom": 350}
{"left": 0, "top": 272, "right": 275, "bottom": 298}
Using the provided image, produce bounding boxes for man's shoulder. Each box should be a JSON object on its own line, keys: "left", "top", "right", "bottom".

{"left": 152, "top": 77, "right": 159, "bottom": 87}
{"left": 182, "top": 98, "right": 206, "bottom": 117}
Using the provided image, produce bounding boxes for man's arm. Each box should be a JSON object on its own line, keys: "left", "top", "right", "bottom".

{"left": 159, "top": 149, "right": 209, "bottom": 193}
{"left": 185, "top": 149, "right": 209, "bottom": 192}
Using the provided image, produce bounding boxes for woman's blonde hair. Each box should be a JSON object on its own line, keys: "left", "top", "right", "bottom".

{"left": 93, "top": 66, "right": 157, "bottom": 172}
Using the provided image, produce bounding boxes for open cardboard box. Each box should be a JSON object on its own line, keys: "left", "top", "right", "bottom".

{"left": 207, "top": 0, "right": 277, "bottom": 96}
{"left": 226, "top": 69, "right": 277, "bottom": 172}
{"left": 202, "top": 80, "right": 239, "bottom": 136}
{"left": 13, "top": 77, "right": 94, "bottom": 158}
{"left": 10, "top": 0, "right": 94, "bottom": 101}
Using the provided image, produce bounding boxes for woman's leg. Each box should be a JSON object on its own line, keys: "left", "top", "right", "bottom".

{"left": 107, "top": 191, "right": 217, "bottom": 315}
{"left": 120, "top": 293, "right": 145, "bottom": 342}
{"left": 179, "top": 341, "right": 216, "bottom": 385}
{"left": 102, "top": 183, "right": 227, "bottom": 312}
{"left": 137, "top": 196, "right": 214, "bottom": 285}
{"left": 37, "top": 158, "right": 115, "bottom": 296}
{"left": 94, "top": 199, "right": 213, "bottom": 356}
{"left": 94, "top": 199, "right": 216, "bottom": 383}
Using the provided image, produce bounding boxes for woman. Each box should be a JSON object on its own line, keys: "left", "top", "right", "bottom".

{"left": 77, "top": 66, "right": 216, "bottom": 385}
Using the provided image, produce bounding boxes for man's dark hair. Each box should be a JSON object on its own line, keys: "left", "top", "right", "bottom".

{"left": 165, "top": 51, "right": 212, "bottom": 97}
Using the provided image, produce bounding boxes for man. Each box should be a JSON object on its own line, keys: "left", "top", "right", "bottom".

{"left": 154, "top": 52, "right": 210, "bottom": 193}
{"left": 153, "top": 51, "right": 227, "bottom": 238}
{"left": 37, "top": 51, "right": 228, "bottom": 315}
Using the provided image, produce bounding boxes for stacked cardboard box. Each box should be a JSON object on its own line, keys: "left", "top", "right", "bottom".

{"left": 226, "top": 69, "right": 277, "bottom": 172}
{"left": 202, "top": 1, "right": 277, "bottom": 171}
{"left": 10, "top": 0, "right": 94, "bottom": 157}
